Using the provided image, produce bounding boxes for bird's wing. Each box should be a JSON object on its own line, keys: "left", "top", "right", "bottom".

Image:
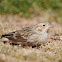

{"left": 1, "top": 27, "right": 34, "bottom": 44}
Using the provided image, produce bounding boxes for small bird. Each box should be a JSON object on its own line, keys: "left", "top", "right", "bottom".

{"left": 1, "top": 22, "right": 52, "bottom": 47}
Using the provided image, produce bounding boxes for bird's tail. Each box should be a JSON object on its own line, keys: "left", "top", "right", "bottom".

{"left": 0, "top": 38, "right": 9, "bottom": 42}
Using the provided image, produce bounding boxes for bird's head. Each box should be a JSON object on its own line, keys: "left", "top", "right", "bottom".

{"left": 33, "top": 22, "right": 53, "bottom": 34}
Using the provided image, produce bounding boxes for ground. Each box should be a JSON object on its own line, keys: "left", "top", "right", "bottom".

{"left": 0, "top": 15, "right": 62, "bottom": 62}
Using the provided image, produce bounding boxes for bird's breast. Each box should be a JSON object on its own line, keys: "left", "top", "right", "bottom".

{"left": 27, "top": 33, "right": 48, "bottom": 44}
{"left": 38, "top": 33, "right": 48, "bottom": 43}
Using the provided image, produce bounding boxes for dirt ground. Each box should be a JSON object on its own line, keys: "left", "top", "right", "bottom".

{"left": 0, "top": 15, "right": 62, "bottom": 62}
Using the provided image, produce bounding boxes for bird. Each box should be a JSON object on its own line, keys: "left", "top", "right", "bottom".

{"left": 0, "top": 22, "right": 52, "bottom": 47}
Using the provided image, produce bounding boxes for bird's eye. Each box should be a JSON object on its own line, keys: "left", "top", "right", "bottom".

{"left": 43, "top": 25, "right": 45, "bottom": 26}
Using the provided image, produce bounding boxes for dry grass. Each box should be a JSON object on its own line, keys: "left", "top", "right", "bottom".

{"left": 0, "top": 15, "right": 62, "bottom": 62}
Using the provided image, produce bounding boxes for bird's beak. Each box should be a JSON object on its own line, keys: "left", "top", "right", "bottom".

{"left": 48, "top": 24, "right": 53, "bottom": 28}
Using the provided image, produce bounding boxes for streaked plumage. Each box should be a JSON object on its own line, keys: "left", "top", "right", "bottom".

{"left": 1, "top": 22, "right": 52, "bottom": 47}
